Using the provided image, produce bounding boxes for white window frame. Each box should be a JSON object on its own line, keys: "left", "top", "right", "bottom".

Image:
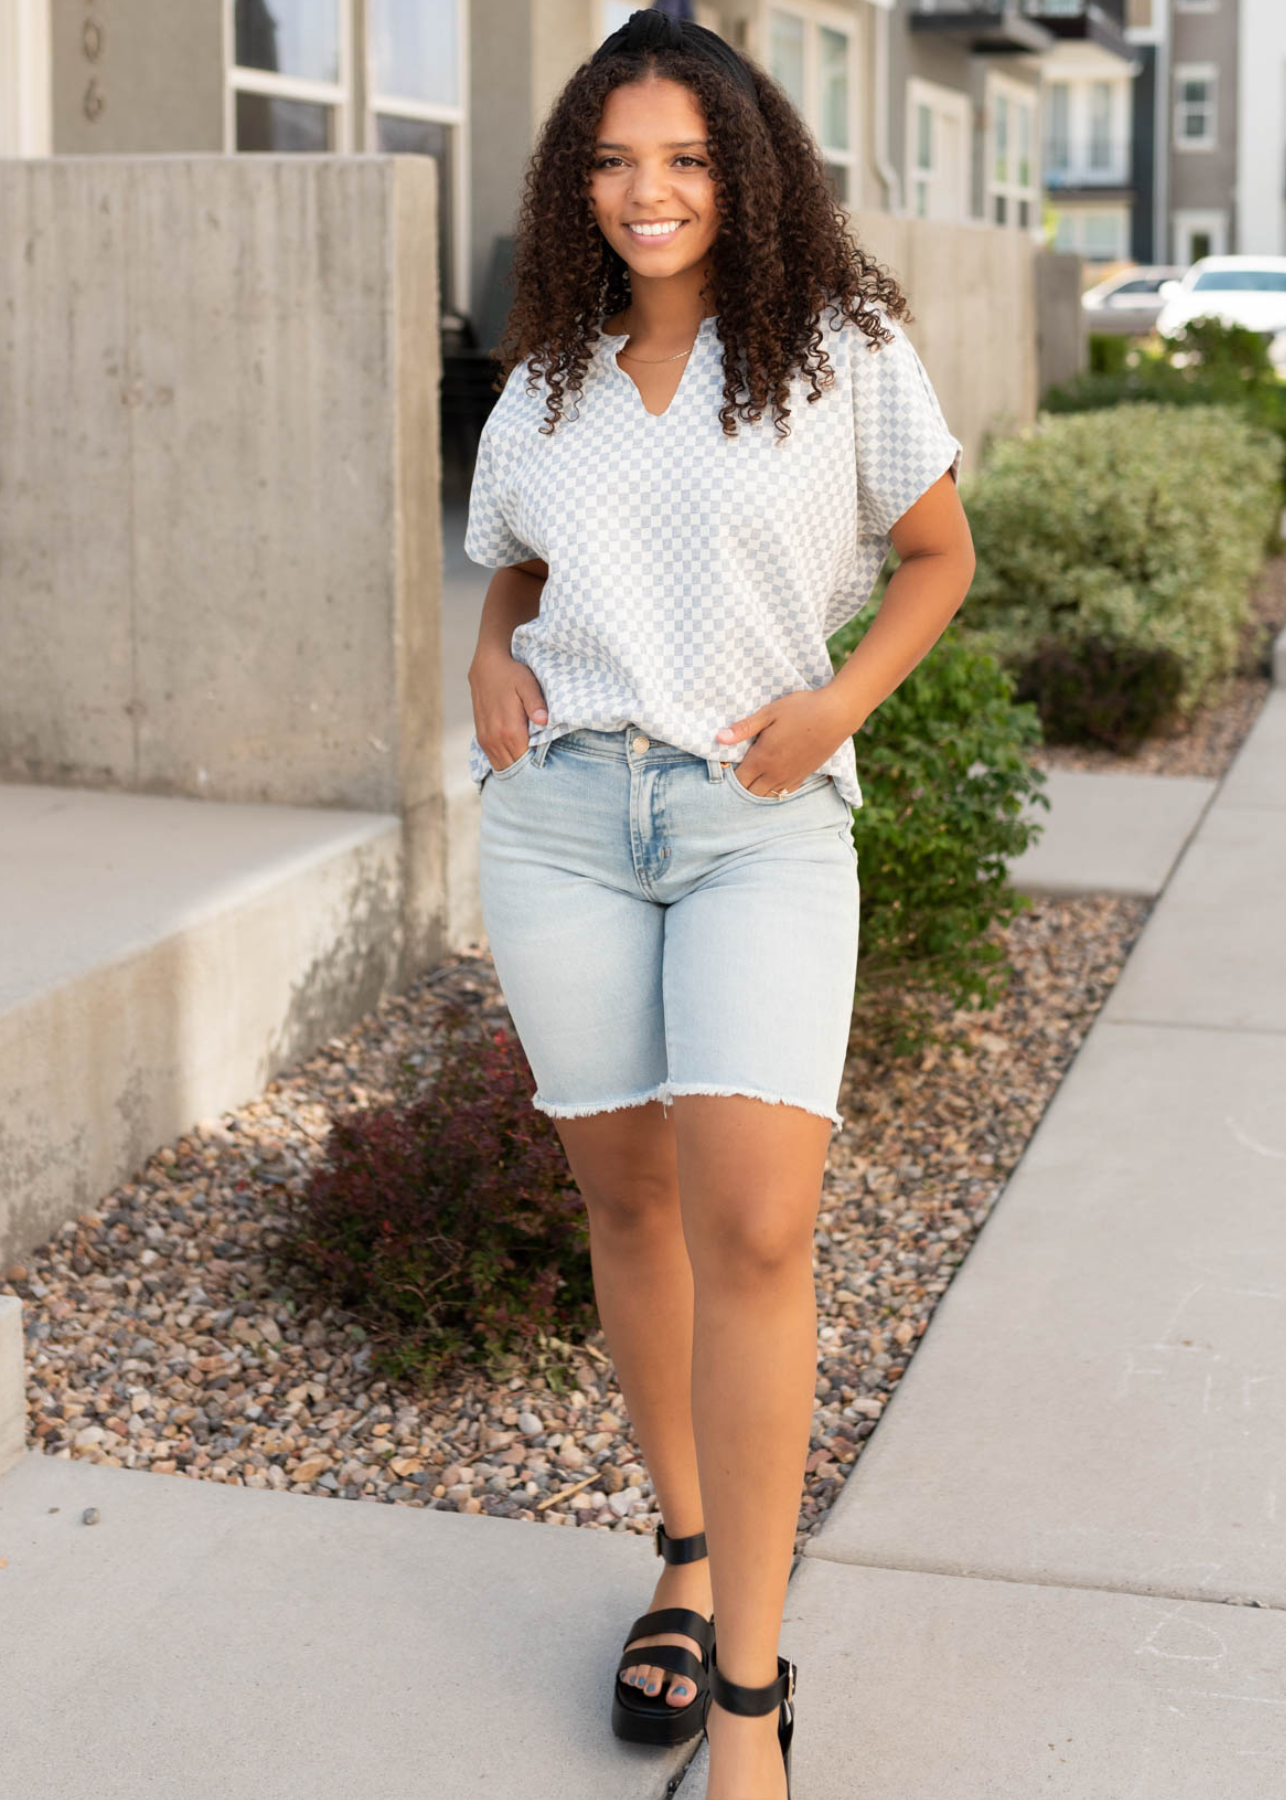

{"left": 223, "top": 2, "right": 469, "bottom": 315}
{"left": 752, "top": 2, "right": 860, "bottom": 203}
{"left": 986, "top": 70, "right": 1040, "bottom": 234}
{"left": 1042, "top": 74, "right": 1130, "bottom": 187}
{"left": 1172, "top": 207, "right": 1227, "bottom": 260}
{"left": 223, "top": 0, "right": 355, "bottom": 153}
{"left": 1173, "top": 62, "right": 1216, "bottom": 150}
{"left": 905, "top": 77, "right": 970, "bottom": 223}
{"left": 0, "top": 0, "right": 52, "bottom": 156}
{"left": 365, "top": 3, "right": 471, "bottom": 318}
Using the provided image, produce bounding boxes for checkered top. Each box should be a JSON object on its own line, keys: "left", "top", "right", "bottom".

{"left": 464, "top": 302, "right": 963, "bottom": 808}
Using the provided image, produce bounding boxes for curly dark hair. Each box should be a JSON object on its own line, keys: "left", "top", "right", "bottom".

{"left": 494, "top": 32, "right": 914, "bottom": 441}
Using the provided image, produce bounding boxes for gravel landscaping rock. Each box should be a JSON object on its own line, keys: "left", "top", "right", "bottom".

{"left": 2, "top": 886, "right": 1150, "bottom": 1557}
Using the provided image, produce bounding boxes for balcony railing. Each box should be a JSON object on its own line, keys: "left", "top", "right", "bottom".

{"left": 912, "top": 0, "right": 1126, "bottom": 19}
{"left": 1043, "top": 140, "right": 1133, "bottom": 188}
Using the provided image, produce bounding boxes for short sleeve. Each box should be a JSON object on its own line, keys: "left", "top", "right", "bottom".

{"left": 464, "top": 374, "right": 540, "bottom": 569}
{"left": 850, "top": 310, "right": 963, "bottom": 536}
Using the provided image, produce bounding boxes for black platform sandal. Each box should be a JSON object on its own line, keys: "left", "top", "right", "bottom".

{"left": 610, "top": 1522, "right": 716, "bottom": 1746}
{"left": 701, "top": 1645, "right": 797, "bottom": 1798}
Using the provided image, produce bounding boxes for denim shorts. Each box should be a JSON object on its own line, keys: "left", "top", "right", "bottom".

{"left": 477, "top": 723, "right": 861, "bottom": 1134}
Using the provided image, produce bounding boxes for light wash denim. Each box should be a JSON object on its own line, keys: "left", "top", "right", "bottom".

{"left": 478, "top": 723, "right": 861, "bottom": 1133}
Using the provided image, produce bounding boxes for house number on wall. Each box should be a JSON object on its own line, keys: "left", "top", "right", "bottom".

{"left": 82, "top": 3, "right": 104, "bottom": 123}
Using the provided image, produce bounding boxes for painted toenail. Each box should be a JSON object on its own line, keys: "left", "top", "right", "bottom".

{"left": 646, "top": 1682, "right": 658, "bottom": 1694}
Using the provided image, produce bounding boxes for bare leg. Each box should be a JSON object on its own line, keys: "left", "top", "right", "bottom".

{"left": 553, "top": 1102, "right": 711, "bottom": 1706}
{"left": 671, "top": 1092, "right": 830, "bottom": 1800}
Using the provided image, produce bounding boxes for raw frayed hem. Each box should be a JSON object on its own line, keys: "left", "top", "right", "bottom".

{"left": 659, "top": 1081, "right": 844, "bottom": 1134}
{"left": 532, "top": 1083, "right": 670, "bottom": 1120}
{"left": 532, "top": 1081, "right": 845, "bottom": 1133}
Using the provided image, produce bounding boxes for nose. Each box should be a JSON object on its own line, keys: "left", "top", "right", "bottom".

{"left": 628, "top": 161, "right": 672, "bottom": 206}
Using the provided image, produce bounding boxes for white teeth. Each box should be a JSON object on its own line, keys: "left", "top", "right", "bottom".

{"left": 629, "top": 221, "right": 684, "bottom": 238}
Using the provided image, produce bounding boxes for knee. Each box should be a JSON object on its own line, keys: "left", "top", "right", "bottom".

{"left": 687, "top": 1202, "right": 814, "bottom": 1286}
{"left": 582, "top": 1169, "right": 680, "bottom": 1234}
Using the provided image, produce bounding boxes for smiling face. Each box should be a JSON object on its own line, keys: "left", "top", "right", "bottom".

{"left": 588, "top": 76, "right": 720, "bottom": 287}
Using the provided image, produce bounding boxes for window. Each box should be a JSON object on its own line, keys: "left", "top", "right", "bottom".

{"left": 1046, "top": 83, "right": 1070, "bottom": 175}
{"left": 1083, "top": 213, "right": 1121, "bottom": 259}
{"left": 1051, "top": 208, "right": 1127, "bottom": 261}
{"left": 228, "top": 1, "right": 468, "bottom": 313}
{"left": 369, "top": 0, "right": 467, "bottom": 314}
{"left": 907, "top": 79, "right": 969, "bottom": 223}
{"left": 913, "top": 102, "right": 932, "bottom": 218}
{"left": 1042, "top": 75, "right": 1128, "bottom": 187}
{"left": 1190, "top": 268, "right": 1286, "bottom": 292}
{"left": 1174, "top": 65, "right": 1216, "bottom": 149}
{"left": 763, "top": 5, "right": 856, "bottom": 203}
{"left": 231, "top": 0, "right": 350, "bottom": 151}
{"left": 1088, "top": 81, "right": 1112, "bottom": 170}
{"left": 370, "top": 0, "right": 459, "bottom": 109}
{"left": 988, "top": 75, "right": 1038, "bottom": 232}
{"left": 1172, "top": 210, "right": 1227, "bottom": 260}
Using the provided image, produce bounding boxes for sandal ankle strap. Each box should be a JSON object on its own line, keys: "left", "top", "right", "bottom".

{"left": 708, "top": 1650, "right": 796, "bottom": 1716}
{"left": 655, "top": 1521, "right": 708, "bottom": 1564}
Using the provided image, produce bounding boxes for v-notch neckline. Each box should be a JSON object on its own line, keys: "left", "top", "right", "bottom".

{"left": 601, "top": 314, "right": 717, "bottom": 421}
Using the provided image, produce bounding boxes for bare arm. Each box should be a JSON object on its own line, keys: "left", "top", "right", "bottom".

{"left": 468, "top": 557, "right": 551, "bottom": 769}
{"left": 826, "top": 467, "right": 975, "bottom": 736}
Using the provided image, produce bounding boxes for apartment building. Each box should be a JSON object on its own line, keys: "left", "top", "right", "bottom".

{"left": 0, "top": 0, "right": 1065, "bottom": 336}
{"left": 1126, "top": 0, "right": 1286, "bottom": 262}
{"left": 1237, "top": 0, "right": 1286, "bottom": 255}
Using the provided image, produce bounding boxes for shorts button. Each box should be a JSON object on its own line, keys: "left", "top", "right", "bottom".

{"left": 631, "top": 734, "right": 650, "bottom": 753}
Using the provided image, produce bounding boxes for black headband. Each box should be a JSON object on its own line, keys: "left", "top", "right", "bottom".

{"left": 591, "top": 8, "right": 760, "bottom": 108}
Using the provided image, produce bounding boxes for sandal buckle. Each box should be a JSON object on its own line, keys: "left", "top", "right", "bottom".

{"left": 787, "top": 1660, "right": 797, "bottom": 1704}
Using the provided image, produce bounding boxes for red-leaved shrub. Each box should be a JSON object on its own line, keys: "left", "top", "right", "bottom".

{"left": 271, "top": 1003, "right": 596, "bottom": 1388}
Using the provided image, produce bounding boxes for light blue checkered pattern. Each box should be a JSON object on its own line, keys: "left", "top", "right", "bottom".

{"left": 464, "top": 303, "right": 963, "bottom": 809}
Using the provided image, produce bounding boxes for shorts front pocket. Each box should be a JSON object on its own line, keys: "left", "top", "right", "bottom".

{"left": 726, "top": 765, "right": 833, "bottom": 806}
{"left": 488, "top": 744, "right": 535, "bottom": 781}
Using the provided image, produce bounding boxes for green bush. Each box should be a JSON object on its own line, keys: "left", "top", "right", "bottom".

{"left": 269, "top": 1004, "right": 596, "bottom": 1390}
{"left": 958, "top": 401, "right": 1282, "bottom": 741}
{"left": 1013, "top": 633, "right": 1186, "bottom": 750}
{"left": 1088, "top": 332, "right": 1134, "bottom": 377}
{"left": 1044, "top": 316, "right": 1286, "bottom": 477}
{"left": 826, "top": 611, "right": 1050, "bottom": 1057}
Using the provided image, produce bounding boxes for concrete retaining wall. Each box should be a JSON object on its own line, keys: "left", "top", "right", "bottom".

{"left": 0, "top": 153, "right": 448, "bottom": 972}
{"left": 846, "top": 210, "right": 1077, "bottom": 474}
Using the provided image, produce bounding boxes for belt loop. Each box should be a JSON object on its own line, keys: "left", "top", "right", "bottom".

{"left": 534, "top": 735, "right": 552, "bottom": 768}
{"left": 706, "top": 756, "right": 725, "bottom": 782}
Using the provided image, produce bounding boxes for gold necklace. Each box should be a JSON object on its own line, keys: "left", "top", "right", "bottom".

{"left": 618, "top": 341, "right": 696, "bottom": 365}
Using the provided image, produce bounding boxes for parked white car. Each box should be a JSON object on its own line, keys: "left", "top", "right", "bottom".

{"left": 1081, "top": 265, "right": 1187, "bottom": 336}
{"left": 1154, "top": 256, "right": 1286, "bottom": 361}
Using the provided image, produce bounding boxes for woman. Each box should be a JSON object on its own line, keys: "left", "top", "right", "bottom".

{"left": 464, "top": 12, "right": 974, "bottom": 1797}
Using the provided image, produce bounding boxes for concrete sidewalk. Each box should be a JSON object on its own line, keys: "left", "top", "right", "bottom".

{"left": 680, "top": 685, "right": 1286, "bottom": 1797}
{"left": 4, "top": 686, "right": 1285, "bottom": 1796}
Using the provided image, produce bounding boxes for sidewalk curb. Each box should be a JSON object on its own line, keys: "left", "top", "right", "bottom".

{"left": 1274, "top": 619, "right": 1286, "bottom": 689}
{"left": 0, "top": 1294, "right": 25, "bottom": 1478}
